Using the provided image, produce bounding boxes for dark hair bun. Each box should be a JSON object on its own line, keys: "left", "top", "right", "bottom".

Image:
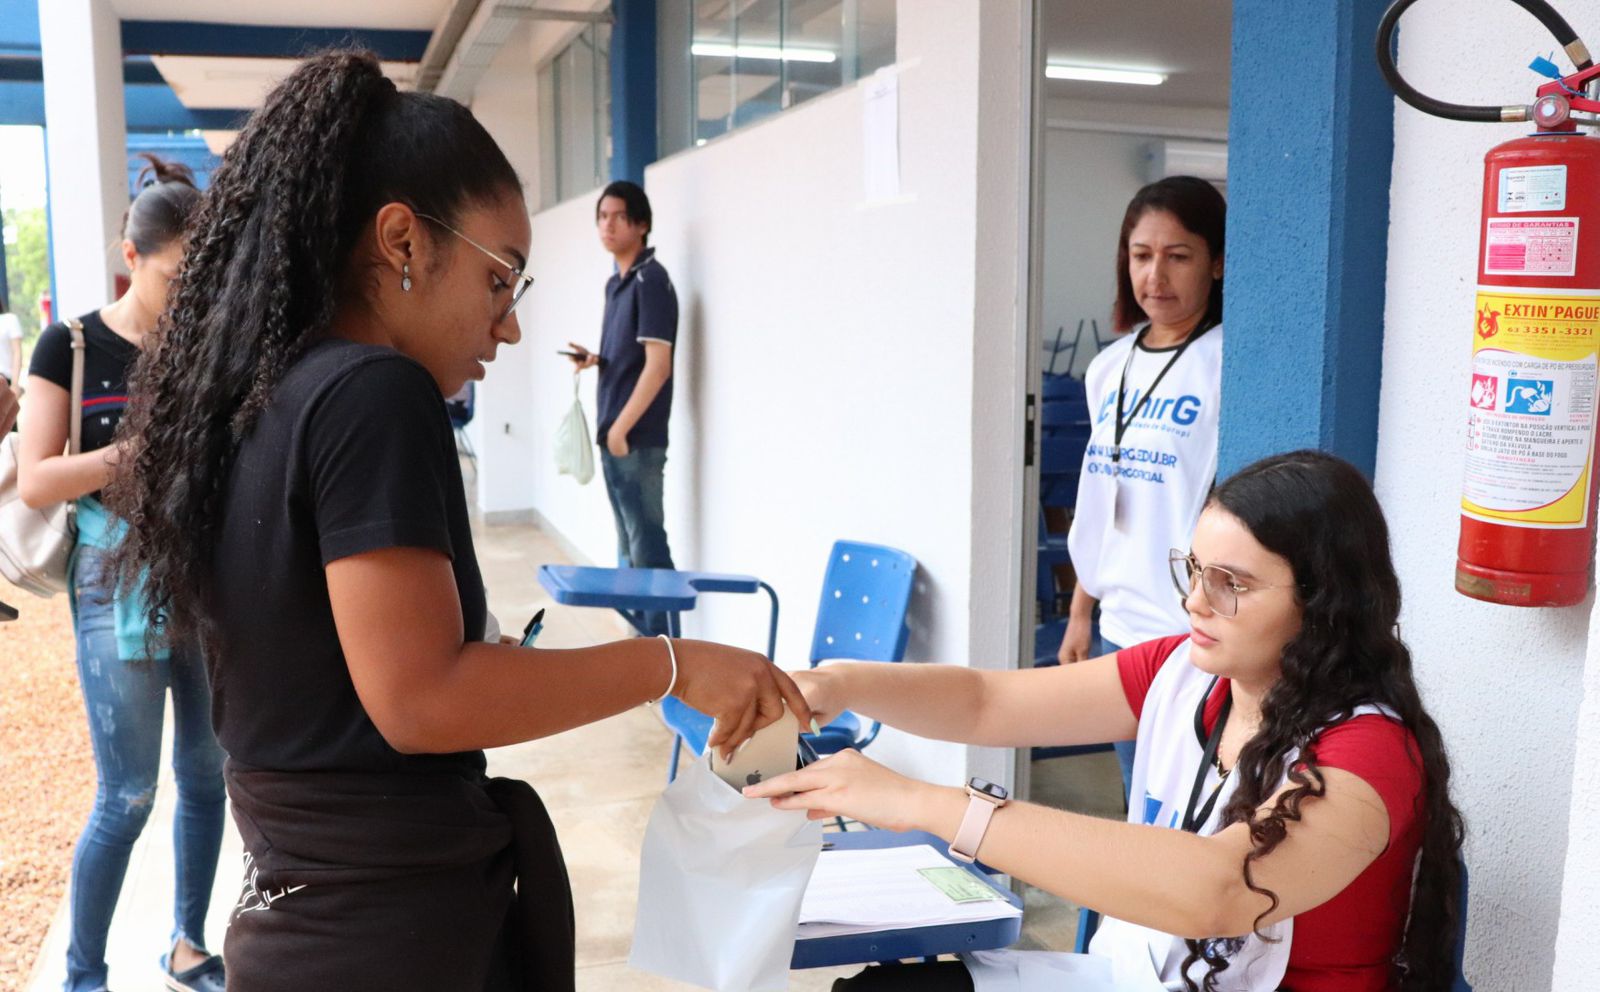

{"left": 134, "top": 152, "right": 197, "bottom": 190}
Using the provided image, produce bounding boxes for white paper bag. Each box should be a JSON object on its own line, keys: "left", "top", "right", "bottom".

{"left": 554, "top": 377, "right": 594, "bottom": 484}
{"left": 629, "top": 756, "right": 823, "bottom": 991}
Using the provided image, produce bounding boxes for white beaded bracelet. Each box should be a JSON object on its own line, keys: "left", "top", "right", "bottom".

{"left": 650, "top": 634, "right": 679, "bottom": 705}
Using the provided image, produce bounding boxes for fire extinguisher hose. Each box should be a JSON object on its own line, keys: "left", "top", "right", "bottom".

{"left": 1376, "top": 0, "right": 1593, "bottom": 122}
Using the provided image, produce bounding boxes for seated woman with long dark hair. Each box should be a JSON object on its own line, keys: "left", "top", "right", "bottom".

{"left": 750, "top": 450, "right": 1464, "bottom": 992}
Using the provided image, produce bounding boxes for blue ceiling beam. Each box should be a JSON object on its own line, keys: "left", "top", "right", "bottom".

{"left": 120, "top": 21, "right": 432, "bottom": 61}
{"left": 0, "top": 80, "right": 250, "bottom": 131}
{"left": 0, "top": 55, "right": 166, "bottom": 85}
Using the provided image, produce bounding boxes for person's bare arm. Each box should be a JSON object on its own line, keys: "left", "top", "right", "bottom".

{"left": 325, "top": 545, "right": 812, "bottom": 756}
{"left": 795, "top": 652, "right": 1136, "bottom": 749}
{"left": 17, "top": 377, "right": 118, "bottom": 507}
{"left": 1058, "top": 584, "right": 1098, "bottom": 663}
{"left": 605, "top": 341, "right": 672, "bottom": 455}
{"left": 751, "top": 752, "right": 1389, "bottom": 939}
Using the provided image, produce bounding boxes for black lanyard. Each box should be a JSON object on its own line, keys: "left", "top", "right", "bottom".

{"left": 1112, "top": 319, "right": 1217, "bottom": 464}
{"left": 1181, "top": 676, "right": 1233, "bottom": 834}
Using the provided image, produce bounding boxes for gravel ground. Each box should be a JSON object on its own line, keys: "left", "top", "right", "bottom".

{"left": 0, "top": 582, "right": 93, "bottom": 992}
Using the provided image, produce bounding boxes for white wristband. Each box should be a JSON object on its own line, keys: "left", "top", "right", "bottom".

{"left": 650, "top": 635, "right": 678, "bottom": 705}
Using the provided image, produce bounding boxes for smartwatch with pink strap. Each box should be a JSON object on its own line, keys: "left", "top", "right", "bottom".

{"left": 948, "top": 777, "right": 1008, "bottom": 864}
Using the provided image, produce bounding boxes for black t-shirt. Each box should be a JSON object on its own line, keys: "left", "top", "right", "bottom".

{"left": 210, "top": 338, "right": 487, "bottom": 775}
{"left": 29, "top": 312, "right": 139, "bottom": 498}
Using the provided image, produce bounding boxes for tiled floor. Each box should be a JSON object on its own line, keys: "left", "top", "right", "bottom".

{"left": 25, "top": 509, "right": 1123, "bottom": 992}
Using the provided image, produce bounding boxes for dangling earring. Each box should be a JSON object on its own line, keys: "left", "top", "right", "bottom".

{"left": 401, "top": 262, "right": 413, "bottom": 292}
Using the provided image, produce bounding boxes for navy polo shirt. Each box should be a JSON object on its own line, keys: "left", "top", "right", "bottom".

{"left": 597, "top": 247, "right": 679, "bottom": 448}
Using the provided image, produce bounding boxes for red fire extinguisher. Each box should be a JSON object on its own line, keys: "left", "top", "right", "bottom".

{"left": 1380, "top": 0, "right": 1600, "bottom": 606}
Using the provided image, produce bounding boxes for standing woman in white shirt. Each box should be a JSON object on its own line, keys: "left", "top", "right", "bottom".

{"left": 1057, "top": 176, "right": 1227, "bottom": 796}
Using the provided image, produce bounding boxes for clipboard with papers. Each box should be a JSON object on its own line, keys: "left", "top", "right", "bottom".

{"left": 790, "top": 830, "right": 1023, "bottom": 970}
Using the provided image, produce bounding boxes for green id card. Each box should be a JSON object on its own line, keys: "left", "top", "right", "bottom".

{"left": 917, "top": 866, "right": 1003, "bottom": 904}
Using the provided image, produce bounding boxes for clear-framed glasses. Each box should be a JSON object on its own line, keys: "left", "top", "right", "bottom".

{"left": 1168, "top": 549, "right": 1291, "bottom": 619}
{"left": 415, "top": 212, "right": 534, "bottom": 321}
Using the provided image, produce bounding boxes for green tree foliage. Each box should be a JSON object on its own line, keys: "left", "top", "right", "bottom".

{"left": 3, "top": 206, "right": 49, "bottom": 346}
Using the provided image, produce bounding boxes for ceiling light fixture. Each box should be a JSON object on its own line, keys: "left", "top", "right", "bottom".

{"left": 1045, "top": 64, "right": 1167, "bottom": 86}
{"left": 691, "top": 41, "right": 838, "bottom": 64}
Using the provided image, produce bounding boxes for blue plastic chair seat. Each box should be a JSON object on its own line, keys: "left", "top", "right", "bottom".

{"left": 804, "top": 712, "right": 865, "bottom": 755}
{"left": 658, "top": 696, "right": 715, "bottom": 757}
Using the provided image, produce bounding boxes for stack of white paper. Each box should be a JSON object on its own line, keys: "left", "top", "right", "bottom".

{"left": 796, "top": 844, "right": 1023, "bottom": 940}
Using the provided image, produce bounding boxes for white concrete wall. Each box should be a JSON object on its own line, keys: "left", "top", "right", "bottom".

{"left": 515, "top": 191, "right": 621, "bottom": 564}
{"left": 469, "top": 21, "right": 548, "bottom": 522}
{"left": 39, "top": 0, "right": 128, "bottom": 316}
{"left": 1380, "top": 7, "right": 1592, "bottom": 989}
{"left": 476, "top": 0, "right": 1028, "bottom": 789}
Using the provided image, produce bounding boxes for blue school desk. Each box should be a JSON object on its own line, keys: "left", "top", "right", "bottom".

{"left": 790, "top": 828, "right": 1024, "bottom": 969}
{"left": 536, "top": 565, "right": 780, "bottom": 658}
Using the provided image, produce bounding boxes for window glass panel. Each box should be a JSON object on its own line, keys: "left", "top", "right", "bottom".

{"left": 692, "top": 0, "right": 735, "bottom": 144}
{"left": 595, "top": 22, "right": 612, "bottom": 184}
{"left": 538, "top": 60, "right": 560, "bottom": 209}
{"left": 729, "top": 0, "right": 785, "bottom": 128}
{"left": 854, "top": 0, "right": 896, "bottom": 77}
{"left": 667, "top": 0, "right": 894, "bottom": 150}
{"left": 559, "top": 30, "right": 599, "bottom": 202}
{"left": 783, "top": 0, "right": 845, "bottom": 110}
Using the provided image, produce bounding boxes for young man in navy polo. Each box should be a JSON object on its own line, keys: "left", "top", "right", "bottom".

{"left": 568, "top": 181, "right": 679, "bottom": 635}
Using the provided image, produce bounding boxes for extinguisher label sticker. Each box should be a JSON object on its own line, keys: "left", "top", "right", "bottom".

{"left": 1463, "top": 288, "right": 1600, "bottom": 528}
{"left": 1484, "top": 218, "right": 1579, "bottom": 277}
{"left": 1498, "top": 165, "right": 1568, "bottom": 213}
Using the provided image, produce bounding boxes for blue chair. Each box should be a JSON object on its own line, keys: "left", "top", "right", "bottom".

{"left": 660, "top": 541, "right": 917, "bottom": 780}
{"left": 1072, "top": 858, "right": 1473, "bottom": 992}
{"left": 802, "top": 541, "right": 918, "bottom": 757}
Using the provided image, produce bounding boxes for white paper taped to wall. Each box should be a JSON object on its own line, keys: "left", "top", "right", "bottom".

{"left": 862, "top": 67, "right": 901, "bottom": 202}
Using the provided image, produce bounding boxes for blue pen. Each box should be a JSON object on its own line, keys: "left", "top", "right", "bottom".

{"left": 520, "top": 608, "right": 546, "bottom": 647}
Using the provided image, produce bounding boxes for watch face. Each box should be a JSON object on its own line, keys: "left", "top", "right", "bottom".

{"left": 969, "top": 777, "right": 1008, "bottom": 801}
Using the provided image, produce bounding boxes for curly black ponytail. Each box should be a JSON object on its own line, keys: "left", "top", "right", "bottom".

{"left": 1179, "top": 451, "right": 1465, "bottom": 992}
{"left": 108, "top": 50, "right": 521, "bottom": 650}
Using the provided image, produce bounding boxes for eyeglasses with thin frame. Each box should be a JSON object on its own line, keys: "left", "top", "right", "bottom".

{"left": 415, "top": 212, "right": 535, "bottom": 321}
{"left": 1168, "top": 549, "right": 1292, "bottom": 619}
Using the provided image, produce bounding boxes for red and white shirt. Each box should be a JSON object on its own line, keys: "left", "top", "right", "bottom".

{"left": 1112, "top": 636, "right": 1424, "bottom": 992}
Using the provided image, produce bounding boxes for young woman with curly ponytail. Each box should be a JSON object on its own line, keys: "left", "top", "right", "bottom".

{"left": 107, "top": 51, "right": 809, "bottom": 992}
{"left": 749, "top": 450, "right": 1465, "bottom": 992}
{"left": 19, "top": 154, "right": 227, "bottom": 992}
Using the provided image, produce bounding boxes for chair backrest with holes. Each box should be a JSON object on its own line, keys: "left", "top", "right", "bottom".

{"left": 808, "top": 541, "right": 917, "bottom": 666}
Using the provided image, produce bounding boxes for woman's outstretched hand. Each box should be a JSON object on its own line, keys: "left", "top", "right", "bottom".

{"left": 742, "top": 748, "right": 949, "bottom": 834}
{"left": 672, "top": 640, "right": 814, "bottom": 762}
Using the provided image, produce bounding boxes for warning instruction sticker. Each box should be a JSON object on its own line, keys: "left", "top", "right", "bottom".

{"left": 1484, "top": 218, "right": 1579, "bottom": 277}
{"left": 1498, "top": 165, "right": 1567, "bottom": 213}
{"left": 1463, "top": 288, "right": 1600, "bottom": 528}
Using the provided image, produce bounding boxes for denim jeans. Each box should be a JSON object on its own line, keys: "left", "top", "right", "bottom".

{"left": 1095, "top": 633, "right": 1136, "bottom": 802}
{"left": 600, "top": 446, "right": 676, "bottom": 636}
{"left": 65, "top": 548, "right": 227, "bottom": 992}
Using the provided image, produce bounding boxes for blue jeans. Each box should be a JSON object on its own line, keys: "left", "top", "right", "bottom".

{"left": 601, "top": 446, "right": 676, "bottom": 636}
{"left": 1095, "top": 633, "right": 1136, "bottom": 802}
{"left": 65, "top": 549, "right": 227, "bottom": 992}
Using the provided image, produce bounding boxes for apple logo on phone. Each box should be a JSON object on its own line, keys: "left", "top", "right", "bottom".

{"left": 746, "top": 772, "right": 763, "bottom": 786}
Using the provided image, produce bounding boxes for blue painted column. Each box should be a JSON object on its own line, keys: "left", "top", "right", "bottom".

{"left": 1219, "top": 0, "right": 1395, "bottom": 478}
{"left": 610, "top": 0, "right": 658, "bottom": 184}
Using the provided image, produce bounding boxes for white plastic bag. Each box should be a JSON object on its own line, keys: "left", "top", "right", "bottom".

{"left": 629, "top": 755, "right": 823, "bottom": 991}
{"left": 554, "top": 377, "right": 594, "bottom": 484}
{"left": 963, "top": 948, "right": 1170, "bottom": 992}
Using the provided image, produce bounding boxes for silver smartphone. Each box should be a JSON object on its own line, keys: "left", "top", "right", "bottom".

{"left": 707, "top": 706, "right": 801, "bottom": 790}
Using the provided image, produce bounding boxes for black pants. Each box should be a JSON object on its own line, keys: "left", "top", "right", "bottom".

{"left": 832, "top": 961, "right": 975, "bottom": 991}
